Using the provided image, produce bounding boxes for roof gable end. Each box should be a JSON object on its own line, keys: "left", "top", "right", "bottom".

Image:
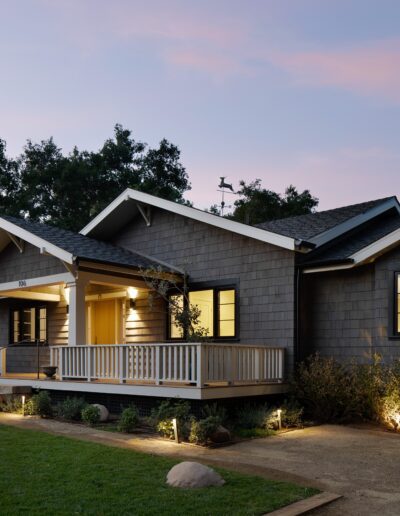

{"left": 80, "top": 188, "right": 298, "bottom": 251}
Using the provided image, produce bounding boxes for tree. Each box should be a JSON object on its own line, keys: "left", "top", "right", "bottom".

{"left": 0, "top": 125, "right": 190, "bottom": 231}
{"left": 227, "top": 179, "right": 318, "bottom": 225}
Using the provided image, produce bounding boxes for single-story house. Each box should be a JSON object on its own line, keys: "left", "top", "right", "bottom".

{"left": 0, "top": 189, "right": 399, "bottom": 406}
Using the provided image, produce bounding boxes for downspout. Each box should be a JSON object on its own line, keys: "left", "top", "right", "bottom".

{"left": 295, "top": 266, "right": 301, "bottom": 364}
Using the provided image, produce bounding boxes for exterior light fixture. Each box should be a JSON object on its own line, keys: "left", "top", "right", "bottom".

{"left": 277, "top": 409, "right": 282, "bottom": 430}
{"left": 129, "top": 299, "right": 136, "bottom": 310}
{"left": 21, "top": 395, "right": 26, "bottom": 416}
{"left": 127, "top": 287, "right": 138, "bottom": 299}
{"left": 172, "top": 418, "right": 179, "bottom": 443}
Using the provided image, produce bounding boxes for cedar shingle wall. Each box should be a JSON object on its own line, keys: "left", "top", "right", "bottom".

{"left": 0, "top": 242, "right": 65, "bottom": 282}
{"left": 302, "top": 245, "right": 400, "bottom": 363}
{"left": 112, "top": 208, "right": 296, "bottom": 370}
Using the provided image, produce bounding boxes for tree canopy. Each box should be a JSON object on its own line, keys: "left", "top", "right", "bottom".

{"left": 227, "top": 179, "right": 319, "bottom": 225}
{"left": 0, "top": 125, "right": 190, "bottom": 231}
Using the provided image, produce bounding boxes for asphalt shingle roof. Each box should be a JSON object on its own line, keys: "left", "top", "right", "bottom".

{"left": 1, "top": 215, "right": 169, "bottom": 271}
{"left": 300, "top": 211, "right": 400, "bottom": 266}
{"left": 257, "top": 197, "right": 395, "bottom": 241}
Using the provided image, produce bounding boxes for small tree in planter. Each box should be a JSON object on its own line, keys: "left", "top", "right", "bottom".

{"left": 140, "top": 266, "right": 210, "bottom": 341}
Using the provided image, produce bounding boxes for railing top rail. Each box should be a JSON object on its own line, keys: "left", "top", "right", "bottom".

{"left": 48, "top": 343, "right": 285, "bottom": 351}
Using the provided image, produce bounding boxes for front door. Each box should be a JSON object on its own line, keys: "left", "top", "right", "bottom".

{"left": 91, "top": 299, "right": 120, "bottom": 345}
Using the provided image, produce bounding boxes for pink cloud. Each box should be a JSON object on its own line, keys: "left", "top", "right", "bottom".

{"left": 268, "top": 39, "right": 400, "bottom": 102}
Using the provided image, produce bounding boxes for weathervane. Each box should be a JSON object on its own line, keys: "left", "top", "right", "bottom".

{"left": 217, "top": 177, "right": 236, "bottom": 216}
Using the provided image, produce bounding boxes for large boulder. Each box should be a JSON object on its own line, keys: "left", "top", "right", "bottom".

{"left": 92, "top": 404, "right": 109, "bottom": 422}
{"left": 210, "top": 425, "right": 231, "bottom": 444}
{"left": 167, "top": 461, "right": 225, "bottom": 488}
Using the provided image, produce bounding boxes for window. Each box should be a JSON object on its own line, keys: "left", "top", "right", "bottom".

{"left": 10, "top": 306, "right": 47, "bottom": 344}
{"left": 169, "top": 288, "right": 236, "bottom": 339}
{"left": 395, "top": 273, "right": 400, "bottom": 335}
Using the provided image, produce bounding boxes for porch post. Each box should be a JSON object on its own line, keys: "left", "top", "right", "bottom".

{"left": 67, "top": 279, "right": 87, "bottom": 346}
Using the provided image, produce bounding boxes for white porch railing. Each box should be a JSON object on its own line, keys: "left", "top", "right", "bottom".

{"left": 50, "top": 344, "right": 284, "bottom": 387}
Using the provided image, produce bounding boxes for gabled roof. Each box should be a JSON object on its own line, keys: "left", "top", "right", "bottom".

{"left": 0, "top": 215, "right": 177, "bottom": 272}
{"left": 300, "top": 210, "right": 400, "bottom": 269}
{"left": 257, "top": 197, "right": 398, "bottom": 242}
{"left": 80, "top": 188, "right": 299, "bottom": 251}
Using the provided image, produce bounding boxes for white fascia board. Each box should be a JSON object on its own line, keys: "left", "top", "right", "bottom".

{"left": 80, "top": 188, "right": 297, "bottom": 251}
{"left": 0, "top": 272, "right": 75, "bottom": 292}
{"left": 350, "top": 227, "right": 400, "bottom": 264}
{"left": 309, "top": 198, "right": 400, "bottom": 248}
{"left": 303, "top": 226, "right": 400, "bottom": 274}
{"left": 0, "top": 218, "right": 74, "bottom": 264}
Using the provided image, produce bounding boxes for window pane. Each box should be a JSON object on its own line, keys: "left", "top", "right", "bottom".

{"left": 39, "top": 308, "right": 47, "bottom": 342}
{"left": 219, "top": 289, "right": 235, "bottom": 305}
{"left": 219, "top": 320, "right": 235, "bottom": 337}
{"left": 13, "top": 311, "right": 20, "bottom": 343}
{"left": 219, "top": 303, "right": 235, "bottom": 321}
{"left": 189, "top": 290, "right": 214, "bottom": 337}
{"left": 170, "top": 294, "right": 184, "bottom": 338}
{"left": 22, "top": 308, "right": 35, "bottom": 341}
{"left": 218, "top": 289, "right": 235, "bottom": 337}
{"left": 397, "top": 275, "right": 400, "bottom": 333}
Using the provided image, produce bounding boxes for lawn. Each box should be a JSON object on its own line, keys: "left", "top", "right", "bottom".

{"left": 0, "top": 424, "right": 317, "bottom": 515}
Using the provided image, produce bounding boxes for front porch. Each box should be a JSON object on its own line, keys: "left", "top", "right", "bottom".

{"left": 0, "top": 265, "right": 287, "bottom": 400}
{"left": 0, "top": 342, "right": 286, "bottom": 400}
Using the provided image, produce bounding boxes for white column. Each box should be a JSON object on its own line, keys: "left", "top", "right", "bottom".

{"left": 67, "top": 279, "right": 87, "bottom": 346}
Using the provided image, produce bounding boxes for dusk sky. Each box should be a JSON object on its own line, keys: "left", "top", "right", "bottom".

{"left": 1, "top": 0, "right": 400, "bottom": 212}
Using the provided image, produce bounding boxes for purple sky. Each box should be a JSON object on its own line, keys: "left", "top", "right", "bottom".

{"left": 1, "top": 0, "right": 400, "bottom": 212}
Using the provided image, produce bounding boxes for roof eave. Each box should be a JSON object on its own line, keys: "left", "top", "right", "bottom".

{"left": 80, "top": 188, "right": 298, "bottom": 251}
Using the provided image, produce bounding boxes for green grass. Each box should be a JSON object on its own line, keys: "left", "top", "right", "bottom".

{"left": 0, "top": 424, "right": 318, "bottom": 515}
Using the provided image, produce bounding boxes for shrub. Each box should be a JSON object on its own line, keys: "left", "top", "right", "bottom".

{"left": 0, "top": 396, "right": 23, "bottom": 414}
{"left": 81, "top": 405, "right": 100, "bottom": 426}
{"left": 25, "top": 391, "right": 53, "bottom": 418}
{"left": 118, "top": 406, "right": 139, "bottom": 433}
{"left": 202, "top": 403, "right": 227, "bottom": 425}
{"left": 234, "top": 403, "right": 270, "bottom": 430}
{"left": 189, "top": 415, "right": 221, "bottom": 445}
{"left": 292, "top": 353, "right": 392, "bottom": 424}
{"left": 151, "top": 399, "right": 191, "bottom": 439}
{"left": 291, "top": 354, "right": 358, "bottom": 422}
{"left": 57, "top": 397, "right": 87, "bottom": 421}
{"left": 280, "top": 400, "right": 304, "bottom": 429}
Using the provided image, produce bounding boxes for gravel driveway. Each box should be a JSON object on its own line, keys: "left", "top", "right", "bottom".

{"left": 225, "top": 424, "right": 400, "bottom": 515}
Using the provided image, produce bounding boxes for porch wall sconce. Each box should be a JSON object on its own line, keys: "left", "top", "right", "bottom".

{"left": 129, "top": 299, "right": 136, "bottom": 310}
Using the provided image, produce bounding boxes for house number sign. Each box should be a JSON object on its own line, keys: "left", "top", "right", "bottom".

{"left": 18, "top": 280, "right": 27, "bottom": 287}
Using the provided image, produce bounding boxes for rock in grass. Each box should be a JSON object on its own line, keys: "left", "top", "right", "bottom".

{"left": 167, "top": 461, "right": 225, "bottom": 488}
{"left": 92, "top": 404, "right": 109, "bottom": 422}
